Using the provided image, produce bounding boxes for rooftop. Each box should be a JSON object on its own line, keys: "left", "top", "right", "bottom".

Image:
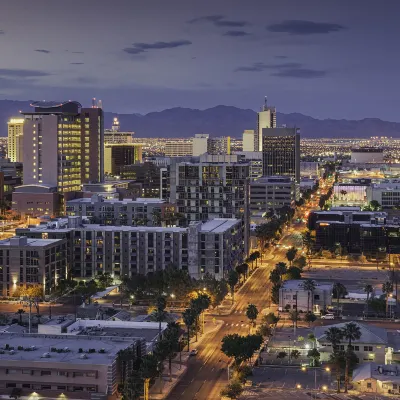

{"left": 281, "top": 280, "right": 333, "bottom": 291}
{"left": 0, "top": 237, "right": 62, "bottom": 247}
{"left": 314, "top": 321, "right": 388, "bottom": 345}
{"left": 0, "top": 333, "right": 136, "bottom": 365}
{"left": 67, "top": 197, "right": 165, "bottom": 205}
{"left": 352, "top": 362, "right": 400, "bottom": 383}
{"left": 199, "top": 218, "right": 241, "bottom": 233}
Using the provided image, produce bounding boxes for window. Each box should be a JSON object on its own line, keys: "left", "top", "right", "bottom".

{"left": 393, "top": 384, "right": 398, "bottom": 389}
{"left": 73, "top": 372, "right": 84, "bottom": 377}
{"left": 58, "top": 371, "right": 68, "bottom": 376}
{"left": 7, "top": 369, "right": 17, "bottom": 374}
{"left": 86, "top": 372, "right": 96, "bottom": 377}
{"left": 73, "top": 387, "right": 84, "bottom": 392}
{"left": 354, "top": 346, "right": 359, "bottom": 351}
{"left": 87, "top": 387, "right": 96, "bottom": 392}
{"left": 314, "top": 294, "right": 320, "bottom": 300}
{"left": 364, "top": 346, "right": 373, "bottom": 351}
{"left": 6, "top": 383, "right": 16, "bottom": 388}
{"left": 41, "top": 385, "right": 51, "bottom": 390}
{"left": 41, "top": 370, "right": 51, "bottom": 376}
{"left": 22, "top": 370, "right": 32, "bottom": 375}
{"left": 22, "top": 384, "right": 31, "bottom": 388}
{"left": 367, "top": 382, "right": 372, "bottom": 389}
{"left": 57, "top": 386, "right": 67, "bottom": 390}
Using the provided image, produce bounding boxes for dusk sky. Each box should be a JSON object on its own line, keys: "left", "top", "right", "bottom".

{"left": 1, "top": 0, "right": 399, "bottom": 120}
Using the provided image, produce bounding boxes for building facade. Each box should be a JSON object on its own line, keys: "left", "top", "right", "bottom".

{"left": 104, "top": 143, "right": 143, "bottom": 176}
{"left": 262, "top": 127, "right": 300, "bottom": 183}
{"left": 250, "top": 176, "right": 298, "bottom": 213}
{"left": 21, "top": 101, "right": 104, "bottom": 193}
{"left": 0, "top": 236, "right": 66, "bottom": 296}
{"left": 207, "top": 137, "right": 231, "bottom": 155}
{"left": 192, "top": 134, "right": 209, "bottom": 156}
{"left": 7, "top": 117, "right": 24, "bottom": 163}
{"left": 242, "top": 130, "right": 256, "bottom": 152}
{"left": 256, "top": 101, "right": 277, "bottom": 151}
{"left": 164, "top": 141, "right": 193, "bottom": 157}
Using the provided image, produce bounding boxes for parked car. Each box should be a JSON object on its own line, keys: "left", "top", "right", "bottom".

{"left": 190, "top": 349, "right": 198, "bottom": 356}
{"left": 321, "top": 314, "right": 335, "bottom": 320}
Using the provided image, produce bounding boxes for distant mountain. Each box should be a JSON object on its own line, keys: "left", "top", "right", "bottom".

{"left": 1, "top": 100, "right": 400, "bottom": 138}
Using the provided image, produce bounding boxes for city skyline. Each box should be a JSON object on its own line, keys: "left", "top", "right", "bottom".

{"left": 1, "top": 0, "right": 400, "bottom": 122}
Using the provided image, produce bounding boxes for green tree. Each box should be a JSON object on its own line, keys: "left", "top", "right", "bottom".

{"left": 15, "top": 309, "right": 25, "bottom": 325}
{"left": 257, "top": 324, "right": 272, "bottom": 337}
{"left": 289, "top": 310, "right": 301, "bottom": 331}
{"left": 304, "top": 312, "right": 317, "bottom": 327}
{"left": 162, "top": 322, "right": 181, "bottom": 381}
{"left": 341, "top": 323, "right": 361, "bottom": 393}
{"left": 302, "top": 279, "right": 316, "bottom": 313}
{"left": 263, "top": 312, "right": 279, "bottom": 325}
{"left": 290, "top": 349, "right": 301, "bottom": 359}
{"left": 333, "top": 282, "right": 347, "bottom": 310}
{"left": 155, "top": 296, "right": 167, "bottom": 336}
{"left": 235, "top": 264, "right": 246, "bottom": 283}
{"left": 220, "top": 380, "right": 243, "bottom": 400}
{"left": 275, "top": 262, "right": 288, "bottom": 283}
{"left": 269, "top": 269, "right": 281, "bottom": 285}
{"left": 246, "top": 304, "right": 259, "bottom": 329}
{"left": 139, "top": 353, "right": 159, "bottom": 381}
{"left": 271, "top": 283, "right": 281, "bottom": 304}
{"left": 252, "top": 251, "right": 261, "bottom": 267}
{"left": 277, "top": 351, "right": 287, "bottom": 359}
{"left": 97, "top": 272, "right": 114, "bottom": 289}
{"left": 182, "top": 308, "right": 196, "bottom": 352}
{"left": 285, "top": 266, "right": 302, "bottom": 280}
{"left": 307, "top": 348, "right": 320, "bottom": 367}
{"left": 302, "top": 230, "right": 315, "bottom": 269}
{"left": 286, "top": 247, "right": 298, "bottom": 266}
{"left": 227, "top": 270, "right": 239, "bottom": 304}
{"left": 382, "top": 281, "right": 394, "bottom": 317}
{"left": 293, "top": 255, "right": 307, "bottom": 270}
{"left": 325, "top": 327, "right": 345, "bottom": 393}
{"left": 363, "top": 284, "right": 373, "bottom": 316}
{"left": 221, "top": 333, "right": 244, "bottom": 366}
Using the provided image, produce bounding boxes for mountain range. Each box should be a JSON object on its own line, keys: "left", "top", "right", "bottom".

{"left": 1, "top": 99, "right": 400, "bottom": 138}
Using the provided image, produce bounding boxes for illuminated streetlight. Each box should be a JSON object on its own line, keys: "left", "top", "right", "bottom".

{"left": 305, "top": 343, "right": 310, "bottom": 349}
{"left": 130, "top": 295, "right": 134, "bottom": 299}
{"left": 322, "top": 385, "right": 328, "bottom": 391}
{"left": 301, "top": 366, "right": 307, "bottom": 371}
{"left": 170, "top": 293, "right": 175, "bottom": 299}
{"left": 325, "top": 367, "right": 330, "bottom": 372}
{"left": 296, "top": 384, "right": 302, "bottom": 389}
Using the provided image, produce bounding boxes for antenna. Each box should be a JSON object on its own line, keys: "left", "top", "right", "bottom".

{"left": 92, "top": 98, "right": 96, "bottom": 108}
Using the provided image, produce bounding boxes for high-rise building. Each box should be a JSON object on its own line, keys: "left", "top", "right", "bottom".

{"left": 208, "top": 137, "right": 231, "bottom": 155}
{"left": 164, "top": 140, "right": 193, "bottom": 157}
{"left": 192, "top": 134, "right": 209, "bottom": 156}
{"left": 7, "top": 117, "right": 24, "bottom": 162}
{"left": 262, "top": 127, "right": 300, "bottom": 183}
{"left": 242, "top": 130, "right": 256, "bottom": 152}
{"left": 104, "top": 143, "right": 143, "bottom": 176}
{"left": 21, "top": 101, "right": 104, "bottom": 193}
{"left": 256, "top": 98, "right": 276, "bottom": 151}
{"left": 104, "top": 131, "right": 134, "bottom": 144}
{"left": 170, "top": 154, "right": 250, "bottom": 254}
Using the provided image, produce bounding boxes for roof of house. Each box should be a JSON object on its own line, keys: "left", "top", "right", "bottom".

{"left": 281, "top": 280, "right": 333, "bottom": 292}
{"left": 353, "top": 363, "right": 400, "bottom": 383}
{"left": 314, "top": 321, "right": 388, "bottom": 345}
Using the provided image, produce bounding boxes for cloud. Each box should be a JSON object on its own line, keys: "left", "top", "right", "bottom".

{"left": 271, "top": 68, "right": 326, "bottom": 78}
{"left": 235, "top": 62, "right": 302, "bottom": 72}
{"left": 223, "top": 30, "right": 250, "bottom": 37}
{"left": 70, "top": 62, "right": 84, "bottom": 65}
{"left": 0, "top": 69, "right": 51, "bottom": 78}
{"left": 188, "top": 15, "right": 248, "bottom": 28}
{"left": 275, "top": 55, "right": 288, "bottom": 59}
{"left": 35, "top": 49, "right": 51, "bottom": 54}
{"left": 267, "top": 20, "right": 346, "bottom": 35}
{"left": 123, "top": 40, "right": 192, "bottom": 55}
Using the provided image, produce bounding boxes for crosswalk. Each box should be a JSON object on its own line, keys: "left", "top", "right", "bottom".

{"left": 221, "top": 322, "right": 250, "bottom": 328}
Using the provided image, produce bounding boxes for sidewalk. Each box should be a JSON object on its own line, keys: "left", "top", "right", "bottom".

{"left": 149, "top": 319, "right": 224, "bottom": 399}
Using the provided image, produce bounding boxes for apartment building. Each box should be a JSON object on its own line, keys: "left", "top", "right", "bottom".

{"left": 164, "top": 140, "right": 193, "bottom": 157}
{"left": 16, "top": 217, "right": 243, "bottom": 280}
{"left": 169, "top": 153, "right": 250, "bottom": 253}
{"left": 66, "top": 195, "right": 170, "bottom": 226}
{"left": 0, "top": 236, "right": 67, "bottom": 296}
{"left": 250, "top": 176, "right": 298, "bottom": 213}
{"left": 7, "top": 117, "right": 24, "bottom": 163}
{"left": 235, "top": 151, "right": 263, "bottom": 181}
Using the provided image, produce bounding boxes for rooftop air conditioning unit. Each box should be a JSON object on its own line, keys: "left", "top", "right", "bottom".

{"left": 80, "top": 354, "right": 88, "bottom": 359}
{"left": 41, "top": 352, "right": 51, "bottom": 358}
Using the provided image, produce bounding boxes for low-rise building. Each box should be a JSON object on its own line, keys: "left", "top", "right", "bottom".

{"left": 250, "top": 176, "right": 298, "bottom": 213}
{"left": 0, "top": 236, "right": 67, "bottom": 296}
{"left": 314, "top": 322, "right": 388, "bottom": 364}
{"left": 278, "top": 280, "right": 333, "bottom": 314}
{"left": 352, "top": 363, "right": 400, "bottom": 395}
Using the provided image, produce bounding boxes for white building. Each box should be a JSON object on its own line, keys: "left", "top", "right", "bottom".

{"left": 350, "top": 148, "right": 384, "bottom": 163}
{"left": 242, "top": 130, "right": 256, "bottom": 152}
{"left": 165, "top": 140, "right": 193, "bottom": 157}
{"left": 192, "top": 134, "right": 209, "bottom": 156}
{"left": 366, "top": 183, "right": 400, "bottom": 208}
{"left": 256, "top": 101, "right": 276, "bottom": 151}
{"left": 235, "top": 151, "right": 263, "bottom": 180}
{"left": 7, "top": 117, "right": 24, "bottom": 163}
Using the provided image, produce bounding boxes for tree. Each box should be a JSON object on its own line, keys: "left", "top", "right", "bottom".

{"left": 363, "top": 284, "right": 373, "bottom": 316}
{"left": 277, "top": 351, "right": 287, "bottom": 359}
{"left": 333, "top": 282, "right": 347, "bottom": 310}
{"left": 257, "top": 324, "right": 272, "bottom": 338}
{"left": 246, "top": 304, "right": 259, "bottom": 329}
{"left": 302, "top": 279, "right": 316, "bottom": 313}
{"left": 304, "top": 312, "right": 317, "bottom": 327}
{"left": 227, "top": 270, "right": 239, "bottom": 304}
{"left": 269, "top": 269, "right": 281, "bottom": 285}
{"left": 252, "top": 251, "right": 261, "bottom": 267}
{"left": 97, "top": 272, "right": 113, "bottom": 289}
{"left": 293, "top": 255, "right": 307, "bottom": 271}
{"left": 139, "top": 353, "right": 159, "bottom": 381}
{"left": 307, "top": 348, "right": 320, "bottom": 367}
{"left": 220, "top": 380, "right": 243, "bottom": 400}
{"left": 285, "top": 266, "right": 302, "bottom": 280}
{"left": 325, "top": 327, "right": 344, "bottom": 352}
{"left": 155, "top": 296, "right": 167, "bottom": 336}
{"left": 162, "top": 322, "right": 181, "bottom": 381}
{"left": 15, "top": 309, "right": 25, "bottom": 325}
{"left": 290, "top": 349, "right": 301, "bottom": 360}
{"left": 302, "top": 230, "right": 315, "bottom": 269}
{"left": 289, "top": 310, "right": 301, "bottom": 332}
{"left": 263, "top": 312, "right": 279, "bottom": 325}
{"left": 341, "top": 323, "right": 361, "bottom": 393}
{"left": 182, "top": 308, "right": 196, "bottom": 352}
{"left": 275, "top": 262, "right": 288, "bottom": 283}
{"left": 271, "top": 283, "right": 281, "bottom": 304}
{"left": 369, "top": 200, "right": 381, "bottom": 211}
{"left": 382, "top": 281, "right": 394, "bottom": 317}
{"left": 235, "top": 264, "right": 246, "bottom": 283}
{"left": 286, "top": 247, "right": 298, "bottom": 266}
{"left": 221, "top": 333, "right": 244, "bottom": 366}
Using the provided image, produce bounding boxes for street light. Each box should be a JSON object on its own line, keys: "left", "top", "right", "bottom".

{"left": 296, "top": 384, "right": 302, "bottom": 389}
{"left": 170, "top": 293, "right": 175, "bottom": 299}
{"left": 322, "top": 385, "right": 328, "bottom": 391}
{"left": 325, "top": 367, "right": 330, "bottom": 372}
{"left": 301, "top": 366, "right": 307, "bottom": 371}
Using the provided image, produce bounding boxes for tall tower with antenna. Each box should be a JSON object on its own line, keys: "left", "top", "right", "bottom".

{"left": 256, "top": 96, "right": 276, "bottom": 151}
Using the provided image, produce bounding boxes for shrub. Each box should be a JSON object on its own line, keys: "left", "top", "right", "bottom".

{"left": 78, "top": 348, "right": 83, "bottom": 353}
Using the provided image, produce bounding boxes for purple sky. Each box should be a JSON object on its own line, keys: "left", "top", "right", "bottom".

{"left": 1, "top": 0, "right": 400, "bottom": 120}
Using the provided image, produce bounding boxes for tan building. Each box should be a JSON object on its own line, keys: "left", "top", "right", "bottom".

{"left": 0, "top": 236, "right": 66, "bottom": 296}
{"left": 104, "top": 143, "right": 143, "bottom": 176}
{"left": 7, "top": 117, "right": 24, "bottom": 163}
{"left": 165, "top": 140, "right": 193, "bottom": 157}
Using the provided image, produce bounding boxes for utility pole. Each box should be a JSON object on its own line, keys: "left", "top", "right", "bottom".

{"left": 144, "top": 378, "right": 150, "bottom": 400}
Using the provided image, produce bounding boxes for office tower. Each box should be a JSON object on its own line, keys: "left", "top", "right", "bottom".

{"left": 262, "top": 127, "right": 300, "bottom": 183}
{"left": 256, "top": 98, "right": 276, "bottom": 151}
{"left": 235, "top": 151, "right": 263, "bottom": 180}
{"left": 170, "top": 154, "right": 250, "bottom": 254}
{"left": 242, "top": 130, "right": 256, "bottom": 152}
{"left": 104, "top": 143, "right": 143, "bottom": 176}
{"left": 104, "top": 117, "right": 134, "bottom": 144}
{"left": 164, "top": 140, "right": 193, "bottom": 157}
{"left": 21, "top": 101, "right": 104, "bottom": 193}
{"left": 111, "top": 116, "right": 120, "bottom": 131}
{"left": 192, "top": 134, "right": 209, "bottom": 156}
{"left": 7, "top": 117, "right": 24, "bottom": 162}
{"left": 208, "top": 137, "right": 231, "bottom": 155}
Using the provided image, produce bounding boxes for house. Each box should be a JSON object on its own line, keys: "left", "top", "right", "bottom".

{"left": 352, "top": 363, "right": 400, "bottom": 395}
{"left": 278, "top": 280, "right": 333, "bottom": 313}
{"left": 314, "top": 322, "right": 388, "bottom": 364}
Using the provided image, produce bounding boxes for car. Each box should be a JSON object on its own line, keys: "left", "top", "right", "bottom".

{"left": 189, "top": 349, "right": 198, "bottom": 356}
{"left": 321, "top": 314, "right": 335, "bottom": 320}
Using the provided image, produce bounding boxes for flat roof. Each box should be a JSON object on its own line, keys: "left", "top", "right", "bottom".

{"left": 0, "top": 333, "right": 135, "bottom": 365}
{"left": 67, "top": 197, "right": 165, "bottom": 205}
{"left": 0, "top": 237, "right": 62, "bottom": 247}
{"left": 199, "top": 218, "right": 240, "bottom": 233}
{"left": 282, "top": 280, "right": 333, "bottom": 291}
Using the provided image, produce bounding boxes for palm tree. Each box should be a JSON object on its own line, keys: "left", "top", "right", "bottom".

{"left": 286, "top": 247, "right": 298, "bottom": 266}
{"left": 182, "top": 308, "right": 196, "bottom": 352}
{"left": 275, "top": 262, "right": 288, "bottom": 283}
{"left": 302, "top": 279, "right": 316, "bottom": 313}
{"left": 333, "top": 282, "right": 347, "bottom": 311}
{"left": 342, "top": 322, "right": 361, "bottom": 393}
{"left": 246, "top": 304, "right": 259, "bottom": 331}
{"left": 227, "top": 270, "right": 239, "bottom": 304}
{"left": 363, "top": 284, "right": 373, "bottom": 317}
{"left": 325, "top": 326, "right": 345, "bottom": 393}
{"left": 16, "top": 309, "right": 25, "bottom": 325}
{"left": 235, "top": 264, "right": 246, "bottom": 283}
{"left": 252, "top": 251, "right": 261, "bottom": 267}
{"left": 382, "top": 281, "right": 394, "bottom": 317}
{"left": 302, "top": 230, "right": 315, "bottom": 269}
{"left": 156, "top": 296, "right": 167, "bottom": 336}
